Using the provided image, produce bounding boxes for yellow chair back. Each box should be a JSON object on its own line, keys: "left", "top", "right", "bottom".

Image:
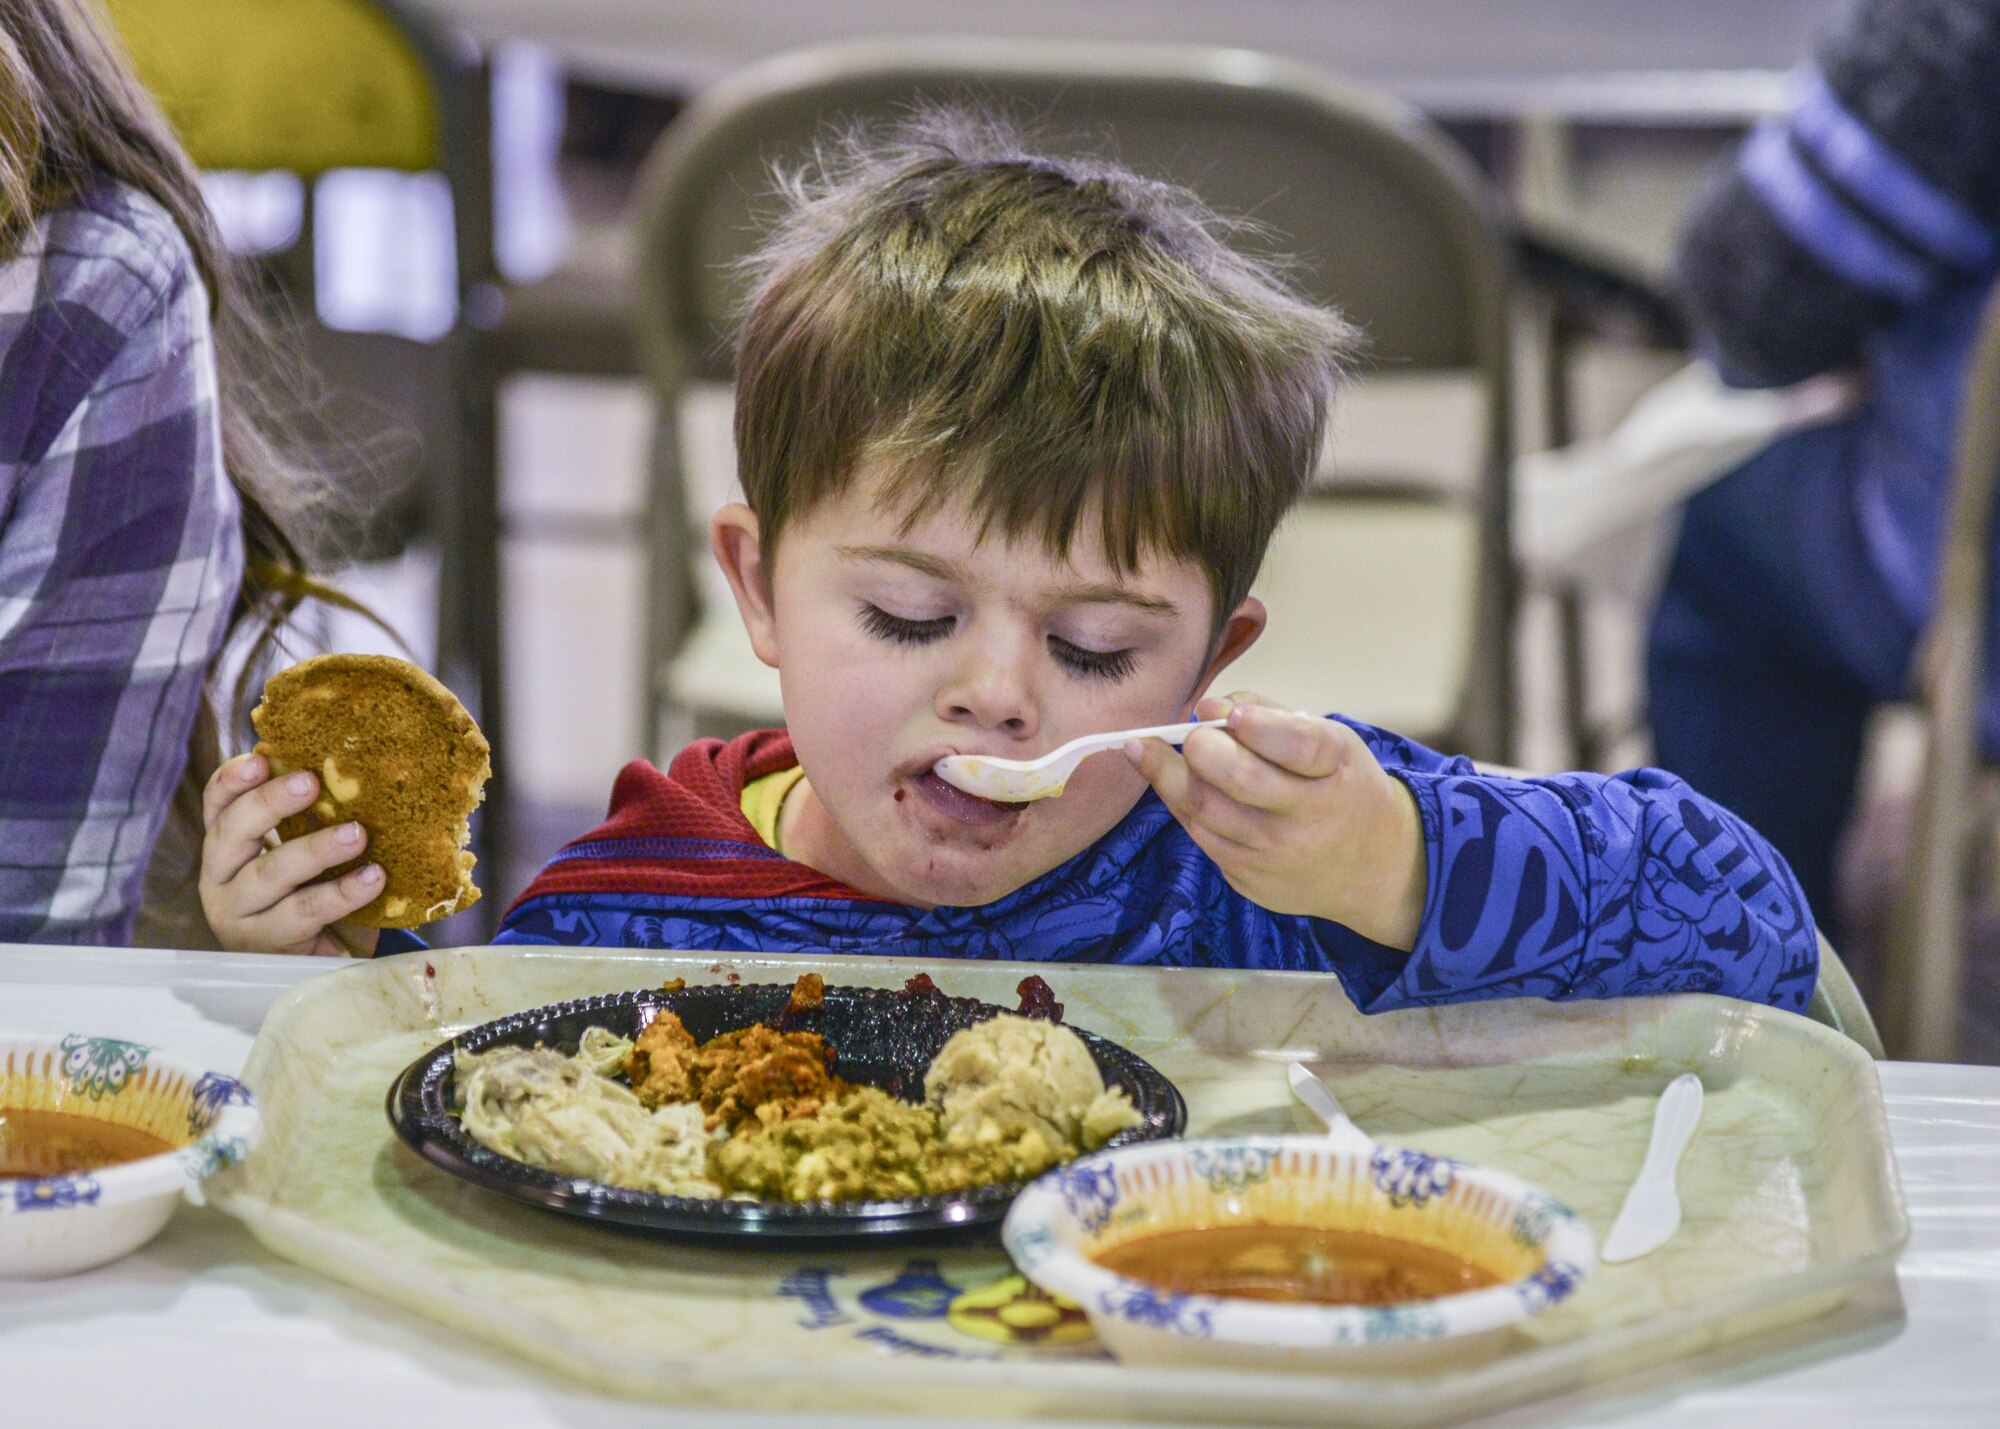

{"left": 100, "top": 0, "right": 438, "bottom": 174}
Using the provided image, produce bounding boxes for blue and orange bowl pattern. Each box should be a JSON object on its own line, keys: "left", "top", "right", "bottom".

{"left": 1003, "top": 1135, "right": 1597, "bottom": 1369}
{"left": 0, "top": 1033, "right": 262, "bottom": 1277}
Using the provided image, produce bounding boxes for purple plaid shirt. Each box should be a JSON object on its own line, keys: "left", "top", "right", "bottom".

{"left": 0, "top": 180, "right": 241, "bottom": 943}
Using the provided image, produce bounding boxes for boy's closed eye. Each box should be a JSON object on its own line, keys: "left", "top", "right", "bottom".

{"left": 857, "top": 603, "right": 953, "bottom": 645}
{"left": 857, "top": 603, "right": 1138, "bottom": 681}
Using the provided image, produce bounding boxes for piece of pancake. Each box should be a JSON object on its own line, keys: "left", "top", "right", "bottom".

{"left": 251, "top": 654, "right": 491, "bottom": 929}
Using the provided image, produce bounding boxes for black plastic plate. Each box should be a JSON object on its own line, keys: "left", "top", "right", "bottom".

{"left": 385, "top": 981, "right": 1185, "bottom": 1244}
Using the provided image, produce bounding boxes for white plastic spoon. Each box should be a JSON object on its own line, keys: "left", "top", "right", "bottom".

{"left": 1285, "top": 1061, "right": 1378, "bottom": 1159}
{"left": 931, "top": 718, "right": 1226, "bottom": 802}
{"left": 1600, "top": 1072, "right": 1705, "bottom": 1263}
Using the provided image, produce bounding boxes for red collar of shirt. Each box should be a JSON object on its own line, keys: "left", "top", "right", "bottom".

{"left": 507, "top": 729, "right": 884, "bottom": 912}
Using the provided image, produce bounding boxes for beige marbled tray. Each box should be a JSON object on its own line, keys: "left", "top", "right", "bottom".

{"left": 210, "top": 947, "right": 1907, "bottom": 1426}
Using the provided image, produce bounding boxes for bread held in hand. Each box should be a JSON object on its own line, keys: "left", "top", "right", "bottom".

{"left": 251, "top": 654, "right": 491, "bottom": 929}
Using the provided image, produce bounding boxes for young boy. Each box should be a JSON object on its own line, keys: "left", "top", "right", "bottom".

{"left": 198, "top": 115, "right": 1818, "bottom": 1014}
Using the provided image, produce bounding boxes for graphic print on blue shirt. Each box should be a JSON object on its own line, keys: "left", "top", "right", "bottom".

{"left": 498, "top": 719, "right": 1817, "bottom": 1015}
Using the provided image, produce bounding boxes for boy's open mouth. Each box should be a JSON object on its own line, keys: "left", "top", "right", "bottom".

{"left": 915, "top": 768, "right": 1029, "bottom": 825}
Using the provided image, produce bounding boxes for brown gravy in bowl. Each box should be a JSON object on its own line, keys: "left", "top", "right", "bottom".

{"left": 0, "top": 1109, "right": 173, "bottom": 1178}
{"left": 1094, "top": 1224, "right": 1500, "bottom": 1305}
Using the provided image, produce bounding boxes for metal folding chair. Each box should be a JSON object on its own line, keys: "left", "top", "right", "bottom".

{"left": 1880, "top": 281, "right": 2000, "bottom": 1061}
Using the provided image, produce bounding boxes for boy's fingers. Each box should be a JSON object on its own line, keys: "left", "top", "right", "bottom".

{"left": 1125, "top": 738, "right": 1267, "bottom": 847}
{"left": 247, "top": 865, "right": 384, "bottom": 951}
{"left": 1180, "top": 724, "right": 1295, "bottom": 812}
{"left": 202, "top": 753, "right": 268, "bottom": 831}
{"left": 235, "top": 822, "right": 369, "bottom": 916}
{"left": 1222, "top": 702, "right": 1345, "bottom": 779}
{"left": 203, "top": 768, "right": 321, "bottom": 889}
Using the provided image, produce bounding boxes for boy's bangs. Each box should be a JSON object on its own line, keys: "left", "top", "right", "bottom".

{"left": 861, "top": 404, "right": 1280, "bottom": 618}
{"left": 732, "top": 112, "right": 1355, "bottom": 617}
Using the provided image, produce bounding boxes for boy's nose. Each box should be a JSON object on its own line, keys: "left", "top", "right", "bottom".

{"left": 936, "top": 650, "right": 1039, "bottom": 738}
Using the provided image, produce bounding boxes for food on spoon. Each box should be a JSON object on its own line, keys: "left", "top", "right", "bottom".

{"left": 453, "top": 1028, "right": 720, "bottom": 1197}
{"left": 252, "top": 653, "right": 491, "bottom": 928}
{"left": 927, "top": 1013, "right": 1139, "bottom": 1156}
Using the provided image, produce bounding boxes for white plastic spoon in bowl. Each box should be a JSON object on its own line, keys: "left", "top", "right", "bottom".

{"left": 931, "top": 718, "right": 1226, "bottom": 802}
{"left": 1286, "top": 1061, "right": 1378, "bottom": 1159}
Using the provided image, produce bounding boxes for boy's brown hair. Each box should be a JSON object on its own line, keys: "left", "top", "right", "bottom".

{"left": 733, "top": 109, "right": 1358, "bottom": 623}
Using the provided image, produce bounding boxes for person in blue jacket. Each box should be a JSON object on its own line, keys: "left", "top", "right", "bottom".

{"left": 198, "top": 111, "right": 1819, "bottom": 1013}
{"left": 1650, "top": 0, "right": 2000, "bottom": 935}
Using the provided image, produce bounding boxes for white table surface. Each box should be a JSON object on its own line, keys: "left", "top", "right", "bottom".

{"left": 4, "top": 945, "right": 1996, "bottom": 1427}
{"left": 414, "top": 0, "right": 1822, "bottom": 119}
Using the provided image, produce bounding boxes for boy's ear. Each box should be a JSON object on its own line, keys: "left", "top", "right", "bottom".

{"left": 710, "top": 503, "right": 780, "bottom": 668}
{"left": 1188, "top": 595, "right": 1267, "bottom": 708}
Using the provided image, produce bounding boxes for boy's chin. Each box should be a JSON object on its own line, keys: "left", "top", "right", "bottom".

{"left": 878, "top": 846, "right": 1047, "bottom": 910}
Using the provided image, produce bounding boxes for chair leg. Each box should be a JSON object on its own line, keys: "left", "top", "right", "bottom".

{"left": 433, "top": 334, "right": 509, "bottom": 941}
{"left": 464, "top": 346, "right": 509, "bottom": 938}
{"left": 1883, "top": 788, "right": 1969, "bottom": 1061}
{"left": 1882, "top": 657, "right": 1977, "bottom": 1061}
{"left": 1555, "top": 586, "right": 1597, "bottom": 770}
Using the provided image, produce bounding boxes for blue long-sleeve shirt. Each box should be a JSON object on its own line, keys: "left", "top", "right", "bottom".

{"left": 487, "top": 720, "right": 1817, "bottom": 1013}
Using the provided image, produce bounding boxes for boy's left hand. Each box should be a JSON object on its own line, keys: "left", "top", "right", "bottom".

{"left": 1125, "top": 693, "right": 1428, "bottom": 951}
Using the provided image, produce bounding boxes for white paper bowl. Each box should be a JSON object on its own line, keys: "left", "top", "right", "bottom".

{"left": 1002, "top": 1136, "right": 1597, "bottom": 1371}
{"left": 0, "top": 1033, "right": 262, "bottom": 1278}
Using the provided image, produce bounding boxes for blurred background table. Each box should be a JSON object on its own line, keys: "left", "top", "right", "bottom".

{"left": 3, "top": 944, "right": 1996, "bottom": 1426}
{"left": 417, "top": 0, "right": 1821, "bottom": 118}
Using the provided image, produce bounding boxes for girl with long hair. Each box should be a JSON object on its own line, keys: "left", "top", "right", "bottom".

{"left": 0, "top": 0, "right": 338, "bottom": 944}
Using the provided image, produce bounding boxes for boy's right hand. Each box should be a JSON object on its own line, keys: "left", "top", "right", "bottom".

{"left": 199, "top": 753, "right": 383, "bottom": 957}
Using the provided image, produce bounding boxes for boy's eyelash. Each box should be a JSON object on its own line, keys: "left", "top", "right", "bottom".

{"left": 858, "top": 604, "right": 954, "bottom": 645}
{"left": 1050, "top": 636, "right": 1137, "bottom": 682}
{"left": 860, "top": 604, "right": 1136, "bottom": 681}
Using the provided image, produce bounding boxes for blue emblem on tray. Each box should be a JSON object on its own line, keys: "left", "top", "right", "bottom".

{"left": 857, "top": 1261, "right": 960, "bottom": 1319}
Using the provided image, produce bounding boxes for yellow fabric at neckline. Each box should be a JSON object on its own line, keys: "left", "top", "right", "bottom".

{"left": 740, "top": 765, "right": 806, "bottom": 854}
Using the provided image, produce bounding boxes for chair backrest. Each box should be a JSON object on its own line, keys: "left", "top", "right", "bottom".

{"left": 101, "top": 0, "right": 494, "bottom": 291}
{"left": 630, "top": 37, "right": 1514, "bottom": 755}
{"left": 1881, "top": 278, "right": 2000, "bottom": 1060}
{"left": 1809, "top": 931, "right": 1886, "bottom": 1059}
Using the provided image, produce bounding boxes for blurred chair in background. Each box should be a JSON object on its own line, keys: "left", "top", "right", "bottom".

{"left": 1881, "top": 281, "right": 2000, "bottom": 1061}
{"left": 630, "top": 38, "right": 1515, "bottom": 763}
{"left": 1514, "top": 235, "right": 1999, "bottom": 1062}
{"left": 1811, "top": 931, "right": 1887, "bottom": 1058}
